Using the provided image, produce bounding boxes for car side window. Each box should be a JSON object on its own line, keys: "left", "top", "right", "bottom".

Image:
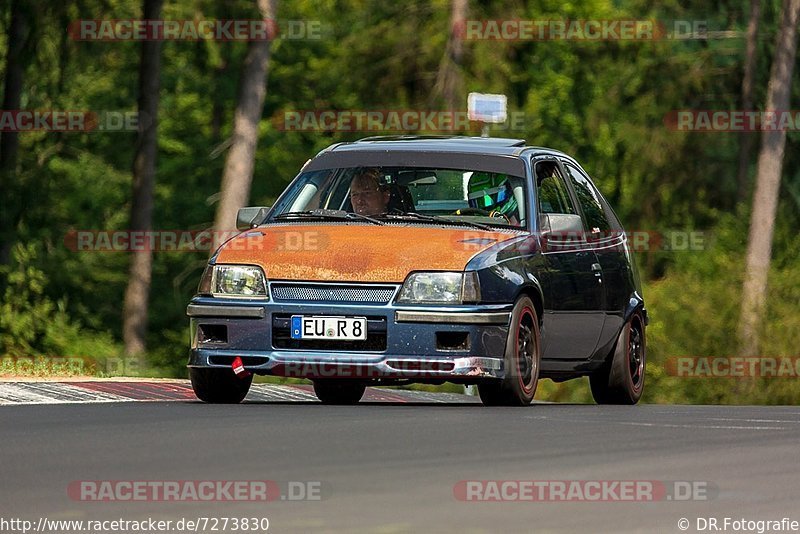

{"left": 564, "top": 163, "right": 611, "bottom": 233}
{"left": 536, "top": 161, "right": 575, "bottom": 215}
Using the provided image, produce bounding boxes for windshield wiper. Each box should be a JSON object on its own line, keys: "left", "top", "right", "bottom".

{"left": 344, "top": 211, "right": 385, "bottom": 225}
{"left": 272, "top": 209, "right": 384, "bottom": 225}
{"left": 380, "top": 212, "right": 494, "bottom": 232}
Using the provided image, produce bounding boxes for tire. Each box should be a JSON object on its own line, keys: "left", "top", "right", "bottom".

{"left": 478, "top": 296, "right": 541, "bottom": 406}
{"left": 589, "top": 313, "right": 646, "bottom": 405}
{"left": 190, "top": 367, "right": 252, "bottom": 404}
{"left": 313, "top": 380, "right": 366, "bottom": 405}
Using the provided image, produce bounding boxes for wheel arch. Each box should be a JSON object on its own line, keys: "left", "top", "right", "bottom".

{"left": 514, "top": 283, "right": 544, "bottom": 327}
{"left": 602, "top": 293, "right": 647, "bottom": 365}
{"left": 623, "top": 292, "right": 647, "bottom": 330}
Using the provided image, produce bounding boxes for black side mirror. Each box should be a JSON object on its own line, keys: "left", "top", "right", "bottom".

{"left": 236, "top": 206, "right": 271, "bottom": 230}
{"left": 539, "top": 213, "right": 585, "bottom": 250}
{"left": 540, "top": 213, "right": 583, "bottom": 234}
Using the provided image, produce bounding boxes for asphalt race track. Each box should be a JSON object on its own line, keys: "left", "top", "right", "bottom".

{"left": 1, "top": 380, "right": 799, "bottom": 533}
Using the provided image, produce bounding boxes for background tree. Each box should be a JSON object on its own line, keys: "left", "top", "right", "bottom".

{"left": 736, "top": 0, "right": 762, "bottom": 204}
{"left": 0, "top": 0, "right": 31, "bottom": 264}
{"left": 738, "top": 0, "right": 800, "bottom": 356}
{"left": 433, "top": 0, "right": 468, "bottom": 110}
{"left": 122, "top": 0, "right": 164, "bottom": 356}
{"left": 211, "top": 0, "right": 276, "bottom": 246}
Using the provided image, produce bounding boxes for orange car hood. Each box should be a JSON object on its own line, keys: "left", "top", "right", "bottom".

{"left": 215, "top": 224, "right": 520, "bottom": 283}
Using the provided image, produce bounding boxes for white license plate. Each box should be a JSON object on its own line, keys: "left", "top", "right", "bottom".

{"left": 290, "top": 316, "right": 367, "bottom": 341}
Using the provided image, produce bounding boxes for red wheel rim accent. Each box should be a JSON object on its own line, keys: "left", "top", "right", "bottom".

{"left": 628, "top": 316, "right": 644, "bottom": 392}
{"left": 516, "top": 306, "right": 537, "bottom": 395}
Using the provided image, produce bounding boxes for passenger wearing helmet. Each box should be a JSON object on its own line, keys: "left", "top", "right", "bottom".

{"left": 461, "top": 172, "right": 519, "bottom": 224}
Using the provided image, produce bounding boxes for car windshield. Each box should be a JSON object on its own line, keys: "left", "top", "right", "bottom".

{"left": 269, "top": 166, "right": 527, "bottom": 228}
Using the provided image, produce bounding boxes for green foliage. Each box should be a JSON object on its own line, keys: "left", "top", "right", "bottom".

{"left": 645, "top": 214, "right": 800, "bottom": 405}
{"left": 0, "top": 243, "right": 121, "bottom": 361}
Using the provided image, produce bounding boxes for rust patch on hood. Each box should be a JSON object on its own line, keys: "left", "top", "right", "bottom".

{"left": 215, "top": 224, "right": 518, "bottom": 282}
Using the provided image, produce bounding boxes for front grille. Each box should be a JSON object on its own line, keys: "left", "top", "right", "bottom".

{"left": 272, "top": 314, "right": 387, "bottom": 351}
{"left": 270, "top": 283, "right": 397, "bottom": 304}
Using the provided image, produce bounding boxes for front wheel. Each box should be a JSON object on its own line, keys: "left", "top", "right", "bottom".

{"left": 312, "top": 380, "right": 366, "bottom": 405}
{"left": 190, "top": 367, "right": 252, "bottom": 404}
{"left": 589, "top": 313, "right": 646, "bottom": 405}
{"left": 478, "top": 296, "right": 541, "bottom": 406}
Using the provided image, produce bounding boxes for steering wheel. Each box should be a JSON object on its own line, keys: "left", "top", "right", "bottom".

{"left": 453, "top": 207, "right": 511, "bottom": 224}
{"left": 489, "top": 210, "right": 511, "bottom": 223}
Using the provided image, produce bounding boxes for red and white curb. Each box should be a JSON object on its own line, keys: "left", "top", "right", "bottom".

{"left": 0, "top": 379, "right": 478, "bottom": 406}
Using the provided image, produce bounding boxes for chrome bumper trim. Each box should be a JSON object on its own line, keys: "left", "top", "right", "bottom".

{"left": 394, "top": 311, "right": 510, "bottom": 325}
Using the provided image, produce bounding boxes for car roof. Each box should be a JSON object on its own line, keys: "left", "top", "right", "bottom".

{"left": 321, "top": 135, "right": 570, "bottom": 159}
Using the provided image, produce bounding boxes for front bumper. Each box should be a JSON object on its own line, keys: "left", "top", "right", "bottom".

{"left": 187, "top": 296, "right": 511, "bottom": 382}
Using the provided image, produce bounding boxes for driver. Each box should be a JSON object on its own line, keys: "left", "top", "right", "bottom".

{"left": 350, "top": 168, "right": 390, "bottom": 216}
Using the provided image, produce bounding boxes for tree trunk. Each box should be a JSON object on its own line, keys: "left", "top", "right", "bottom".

{"left": 738, "top": 0, "right": 800, "bottom": 356}
{"left": 211, "top": 0, "right": 276, "bottom": 249}
{"left": 0, "top": 0, "right": 30, "bottom": 264}
{"left": 735, "top": 0, "right": 761, "bottom": 204}
{"left": 122, "top": 0, "right": 164, "bottom": 356}
{"left": 433, "top": 0, "right": 467, "bottom": 111}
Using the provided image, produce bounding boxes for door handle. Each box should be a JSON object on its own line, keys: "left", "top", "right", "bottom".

{"left": 591, "top": 263, "right": 602, "bottom": 272}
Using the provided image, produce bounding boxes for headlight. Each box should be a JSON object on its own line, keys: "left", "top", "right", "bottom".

{"left": 397, "top": 272, "right": 481, "bottom": 304}
{"left": 206, "top": 264, "right": 268, "bottom": 298}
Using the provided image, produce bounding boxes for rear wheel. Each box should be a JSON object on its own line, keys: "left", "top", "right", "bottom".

{"left": 313, "top": 380, "right": 366, "bottom": 405}
{"left": 589, "top": 313, "right": 646, "bottom": 405}
{"left": 190, "top": 367, "right": 252, "bottom": 404}
{"left": 478, "top": 296, "right": 540, "bottom": 406}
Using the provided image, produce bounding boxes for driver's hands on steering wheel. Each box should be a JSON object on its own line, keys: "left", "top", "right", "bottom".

{"left": 453, "top": 207, "right": 511, "bottom": 223}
